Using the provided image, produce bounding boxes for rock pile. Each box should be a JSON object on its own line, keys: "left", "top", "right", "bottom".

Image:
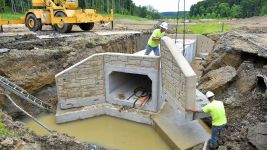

{"left": 198, "top": 31, "right": 267, "bottom": 149}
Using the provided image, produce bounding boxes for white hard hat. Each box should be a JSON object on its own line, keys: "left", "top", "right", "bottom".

{"left": 206, "top": 91, "right": 215, "bottom": 98}
{"left": 160, "top": 22, "right": 168, "bottom": 30}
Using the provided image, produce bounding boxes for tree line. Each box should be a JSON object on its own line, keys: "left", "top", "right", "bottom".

{"left": 0, "top": 0, "right": 161, "bottom": 19}
{"left": 190, "top": 0, "right": 267, "bottom": 18}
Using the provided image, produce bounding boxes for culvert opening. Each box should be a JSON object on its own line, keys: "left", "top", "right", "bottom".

{"left": 109, "top": 72, "right": 152, "bottom": 108}
{"left": 257, "top": 75, "right": 267, "bottom": 93}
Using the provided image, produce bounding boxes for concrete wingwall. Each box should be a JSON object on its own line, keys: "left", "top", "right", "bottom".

{"left": 161, "top": 37, "right": 196, "bottom": 119}
{"left": 168, "top": 34, "right": 215, "bottom": 56}
{"left": 56, "top": 54, "right": 105, "bottom": 109}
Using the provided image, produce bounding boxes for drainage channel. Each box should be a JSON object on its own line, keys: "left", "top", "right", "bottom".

{"left": 24, "top": 114, "right": 171, "bottom": 150}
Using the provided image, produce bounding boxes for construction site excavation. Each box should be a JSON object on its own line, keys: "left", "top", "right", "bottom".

{"left": 0, "top": 25, "right": 213, "bottom": 149}
{"left": 0, "top": 1, "right": 267, "bottom": 150}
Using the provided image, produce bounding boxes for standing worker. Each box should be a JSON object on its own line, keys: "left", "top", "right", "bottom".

{"left": 186, "top": 91, "right": 227, "bottom": 149}
{"left": 144, "top": 22, "right": 168, "bottom": 56}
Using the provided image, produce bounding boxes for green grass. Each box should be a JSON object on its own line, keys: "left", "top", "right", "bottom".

{"left": 0, "top": 13, "right": 24, "bottom": 20}
{"left": 114, "top": 13, "right": 149, "bottom": 21}
{"left": 0, "top": 115, "right": 15, "bottom": 137}
{"left": 177, "top": 22, "right": 232, "bottom": 34}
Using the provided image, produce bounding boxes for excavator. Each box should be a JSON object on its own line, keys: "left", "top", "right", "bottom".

{"left": 0, "top": 0, "right": 113, "bottom": 33}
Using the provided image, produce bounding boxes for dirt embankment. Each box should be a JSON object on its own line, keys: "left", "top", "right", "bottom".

{"left": 228, "top": 15, "right": 267, "bottom": 33}
{"left": 198, "top": 31, "right": 267, "bottom": 150}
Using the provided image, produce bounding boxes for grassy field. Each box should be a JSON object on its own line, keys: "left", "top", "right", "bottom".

{"left": 114, "top": 14, "right": 149, "bottom": 20}
{"left": 0, "top": 13, "right": 23, "bottom": 20}
{"left": 177, "top": 21, "right": 232, "bottom": 34}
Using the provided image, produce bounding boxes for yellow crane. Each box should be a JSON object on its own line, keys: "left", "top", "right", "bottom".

{"left": 0, "top": 0, "right": 113, "bottom": 33}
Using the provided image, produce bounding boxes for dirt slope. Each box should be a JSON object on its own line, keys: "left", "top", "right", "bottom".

{"left": 198, "top": 31, "right": 267, "bottom": 150}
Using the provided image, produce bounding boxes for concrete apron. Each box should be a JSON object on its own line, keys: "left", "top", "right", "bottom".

{"left": 153, "top": 102, "right": 210, "bottom": 150}
{"left": 56, "top": 101, "right": 210, "bottom": 150}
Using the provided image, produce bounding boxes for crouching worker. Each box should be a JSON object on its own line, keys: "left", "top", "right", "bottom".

{"left": 144, "top": 22, "right": 168, "bottom": 56}
{"left": 186, "top": 91, "right": 227, "bottom": 149}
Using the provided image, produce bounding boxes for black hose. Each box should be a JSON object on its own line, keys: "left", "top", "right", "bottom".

{"left": 131, "top": 87, "right": 151, "bottom": 108}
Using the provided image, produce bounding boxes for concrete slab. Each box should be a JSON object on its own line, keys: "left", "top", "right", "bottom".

{"left": 152, "top": 102, "right": 210, "bottom": 150}
{"left": 195, "top": 90, "right": 210, "bottom": 119}
{"left": 56, "top": 103, "right": 154, "bottom": 125}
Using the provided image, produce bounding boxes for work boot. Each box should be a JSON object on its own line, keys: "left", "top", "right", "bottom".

{"left": 209, "top": 143, "right": 218, "bottom": 150}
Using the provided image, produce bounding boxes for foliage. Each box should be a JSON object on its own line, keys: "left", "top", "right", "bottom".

{"left": 176, "top": 22, "right": 232, "bottom": 34}
{"left": 230, "top": 5, "right": 242, "bottom": 18}
{"left": 260, "top": 1, "right": 267, "bottom": 16}
{"left": 0, "top": 0, "right": 161, "bottom": 20}
{"left": 0, "top": 115, "right": 15, "bottom": 137}
{"left": 160, "top": 11, "right": 190, "bottom": 19}
{"left": 190, "top": 0, "right": 265, "bottom": 18}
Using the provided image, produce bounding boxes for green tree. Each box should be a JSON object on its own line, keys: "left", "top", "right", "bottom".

{"left": 260, "top": 1, "right": 267, "bottom": 16}
{"left": 189, "top": 0, "right": 264, "bottom": 18}
{"left": 230, "top": 4, "right": 241, "bottom": 18}
{"left": 240, "top": 0, "right": 260, "bottom": 17}
{"left": 217, "top": 3, "right": 231, "bottom": 17}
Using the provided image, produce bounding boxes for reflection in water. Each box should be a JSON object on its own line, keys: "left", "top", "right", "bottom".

{"left": 25, "top": 115, "right": 170, "bottom": 150}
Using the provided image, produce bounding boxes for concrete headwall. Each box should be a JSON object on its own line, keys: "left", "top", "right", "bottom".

{"left": 168, "top": 34, "right": 215, "bottom": 56}
{"left": 104, "top": 53, "right": 160, "bottom": 69}
{"left": 161, "top": 37, "right": 196, "bottom": 119}
{"left": 56, "top": 52, "right": 160, "bottom": 111}
{"left": 104, "top": 53, "right": 160, "bottom": 112}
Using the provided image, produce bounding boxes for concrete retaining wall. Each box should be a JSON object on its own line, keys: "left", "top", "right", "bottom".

{"left": 161, "top": 37, "right": 196, "bottom": 119}
{"left": 168, "top": 34, "right": 215, "bottom": 56}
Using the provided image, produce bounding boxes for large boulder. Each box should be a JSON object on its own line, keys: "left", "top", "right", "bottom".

{"left": 198, "top": 66, "right": 237, "bottom": 93}
{"left": 247, "top": 123, "right": 267, "bottom": 150}
{"left": 213, "top": 32, "right": 267, "bottom": 58}
{"left": 203, "top": 52, "right": 242, "bottom": 74}
{"left": 235, "top": 62, "right": 260, "bottom": 94}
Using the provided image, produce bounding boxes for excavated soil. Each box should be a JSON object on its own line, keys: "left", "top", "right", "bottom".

{"left": 198, "top": 31, "right": 267, "bottom": 150}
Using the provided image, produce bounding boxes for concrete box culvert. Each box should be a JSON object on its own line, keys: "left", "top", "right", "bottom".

{"left": 105, "top": 65, "right": 159, "bottom": 112}
{"left": 257, "top": 74, "right": 267, "bottom": 98}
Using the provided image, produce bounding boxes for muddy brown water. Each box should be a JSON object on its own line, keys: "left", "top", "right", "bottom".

{"left": 25, "top": 114, "right": 171, "bottom": 150}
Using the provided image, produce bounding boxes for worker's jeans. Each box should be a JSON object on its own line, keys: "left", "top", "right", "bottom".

{"left": 210, "top": 125, "right": 226, "bottom": 147}
{"left": 144, "top": 44, "right": 160, "bottom": 56}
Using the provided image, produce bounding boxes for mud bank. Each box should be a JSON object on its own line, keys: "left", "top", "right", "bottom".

{"left": 0, "top": 111, "right": 105, "bottom": 150}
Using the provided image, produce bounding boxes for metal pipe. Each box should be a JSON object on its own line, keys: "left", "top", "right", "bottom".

{"left": 174, "top": 0, "right": 180, "bottom": 44}
{"left": 182, "top": 0, "right": 186, "bottom": 56}
{"left": 4, "top": 94, "right": 52, "bottom": 133}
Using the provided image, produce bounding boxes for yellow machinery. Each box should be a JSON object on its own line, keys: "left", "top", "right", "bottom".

{"left": 0, "top": 0, "right": 113, "bottom": 33}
